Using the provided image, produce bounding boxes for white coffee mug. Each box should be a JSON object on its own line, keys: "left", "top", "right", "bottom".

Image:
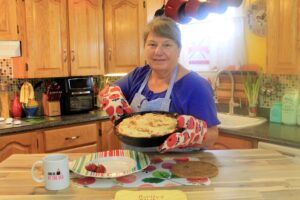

{"left": 31, "top": 154, "right": 70, "bottom": 190}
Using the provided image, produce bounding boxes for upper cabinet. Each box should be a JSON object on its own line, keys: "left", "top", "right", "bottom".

{"left": 14, "top": 0, "right": 69, "bottom": 78}
{"left": 68, "top": 0, "right": 104, "bottom": 76}
{"left": 267, "top": 0, "right": 300, "bottom": 74}
{"left": 0, "top": 0, "right": 18, "bottom": 40}
{"left": 12, "top": 0, "right": 104, "bottom": 78}
{"left": 104, "top": 0, "right": 146, "bottom": 73}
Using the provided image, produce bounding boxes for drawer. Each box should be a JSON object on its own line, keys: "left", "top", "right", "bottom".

{"left": 55, "top": 144, "right": 98, "bottom": 153}
{"left": 43, "top": 123, "right": 98, "bottom": 152}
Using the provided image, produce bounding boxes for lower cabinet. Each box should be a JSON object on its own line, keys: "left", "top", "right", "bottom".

{"left": 209, "top": 132, "right": 258, "bottom": 150}
{"left": 100, "top": 120, "right": 122, "bottom": 151}
{"left": 42, "top": 122, "right": 100, "bottom": 153}
{"left": 0, "top": 131, "right": 40, "bottom": 162}
{"left": 0, "top": 122, "right": 101, "bottom": 162}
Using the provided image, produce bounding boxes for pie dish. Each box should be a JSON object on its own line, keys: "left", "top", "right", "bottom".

{"left": 116, "top": 112, "right": 177, "bottom": 138}
{"left": 114, "top": 111, "right": 179, "bottom": 147}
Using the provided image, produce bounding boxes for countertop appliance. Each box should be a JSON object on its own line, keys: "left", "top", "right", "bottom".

{"left": 57, "top": 77, "right": 94, "bottom": 114}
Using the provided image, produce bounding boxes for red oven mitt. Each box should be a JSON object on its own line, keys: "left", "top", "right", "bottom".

{"left": 158, "top": 115, "right": 208, "bottom": 153}
{"left": 99, "top": 85, "right": 132, "bottom": 122}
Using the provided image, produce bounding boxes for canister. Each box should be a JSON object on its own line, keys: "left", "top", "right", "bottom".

{"left": 270, "top": 102, "right": 282, "bottom": 123}
{"left": 282, "top": 89, "right": 299, "bottom": 125}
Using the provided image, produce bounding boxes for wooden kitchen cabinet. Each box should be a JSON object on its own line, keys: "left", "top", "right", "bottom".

{"left": 100, "top": 120, "right": 122, "bottom": 151}
{"left": 0, "top": 121, "right": 101, "bottom": 162}
{"left": 209, "top": 132, "right": 258, "bottom": 150}
{"left": 267, "top": 0, "right": 300, "bottom": 74}
{"left": 104, "top": 0, "right": 146, "bottom": 73}
{"left": 12, "top": 0, "right": 104, "bottom": 78}
{"left": 0, "top": 0, "right": 18, "bottom": 40}
{"left": 42, "top": 122, "right": 100, "bottom": 153}
{"left": 0, "top": 131, "right": 40, "bottom": 162}
{"left": 68, "top": 0, "right": 104, "bottom": 76}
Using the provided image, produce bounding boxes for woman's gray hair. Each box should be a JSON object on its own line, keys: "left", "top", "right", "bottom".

{"left": 144, "top": 16, "right": 182, "bottom": 49}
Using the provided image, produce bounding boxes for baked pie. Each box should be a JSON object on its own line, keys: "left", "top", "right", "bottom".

{"left": 116, "top": 113, "right": 177, "bottom": 138}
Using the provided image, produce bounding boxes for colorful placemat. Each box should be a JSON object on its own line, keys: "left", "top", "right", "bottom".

{"left": 71, "top": 156, "right": 211, "bottom": 188}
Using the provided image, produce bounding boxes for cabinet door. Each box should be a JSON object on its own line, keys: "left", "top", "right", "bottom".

{"left": 0, "top": 132, "right": 39, "bottom": 162}
{"left": 68, "top": 0, "right": 104, "bottom": 76}
{"left": 21, "top": 0, "right": 69, "bottom": 78}
{"left": 0, "top": 0, "right": 18, "bottom": 40}
{"left": 267, "top": 0, "right": 300, "bottom": 74}
{"left": 101, "top": 120, "right": 122, "bottom": 151}
{"left": 104, "top": 0, "right": 146, "bottom": 73}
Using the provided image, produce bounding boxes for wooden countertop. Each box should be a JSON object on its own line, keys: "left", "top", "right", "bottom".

{"left": 1, "top": 149, "right": 300, "bottom": 199}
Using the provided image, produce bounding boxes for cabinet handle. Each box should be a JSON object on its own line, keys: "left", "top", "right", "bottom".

{"left": 63, "top": 49, "right": 67, "bottom": 62}
{"left": 65, "top": 136, "right": 80, "bottom": 141}
{"left": 71, "top": 50, "right": 75, "bottom": 62}
{"left": 108, "top": 48, "right": 112, "bottom": 61}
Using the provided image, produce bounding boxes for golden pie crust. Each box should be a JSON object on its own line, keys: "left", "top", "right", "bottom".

{"left": 116, "top": 113, "right": 177, "bottom": 138}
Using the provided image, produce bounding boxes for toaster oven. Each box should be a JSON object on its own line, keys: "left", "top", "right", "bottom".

{"left": 57, "top": 77, "right": 94, "bottom": 114}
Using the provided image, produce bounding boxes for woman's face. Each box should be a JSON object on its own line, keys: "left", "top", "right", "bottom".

{"left": 144, "top": 32, "right": 180, "bottom": 72}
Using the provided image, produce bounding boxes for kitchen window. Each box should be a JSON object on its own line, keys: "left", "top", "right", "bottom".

{"left": 178, "top": 4, "right": 246, "bottom": 71}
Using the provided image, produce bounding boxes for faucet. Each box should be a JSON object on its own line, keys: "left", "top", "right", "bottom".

{"left": 214, "top": 70, "right": 240, "bottom": 115}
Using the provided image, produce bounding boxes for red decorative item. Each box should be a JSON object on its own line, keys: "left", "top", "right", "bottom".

{"left": 185, "top": 0, "right": 209, "bottom": 20}
{"left": 165, "top": 0, "right": 191, "bottom": 23}
{"left": 10, "top": 92, "right": 22, "bottom": 118}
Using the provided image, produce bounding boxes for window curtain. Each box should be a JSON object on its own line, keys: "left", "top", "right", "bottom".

{"left": 178, "top": 5, "right": 246, "bottom": 71}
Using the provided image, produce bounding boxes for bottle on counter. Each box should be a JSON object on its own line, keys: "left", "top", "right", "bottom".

{"left": 0, "top": 83, "right": 10, "bottom": 118}
{"left": 282, "top": 89, "right": 299, "bottom": 125}
{"left": 270, "top": 102, "right": 282, "bottom": 123}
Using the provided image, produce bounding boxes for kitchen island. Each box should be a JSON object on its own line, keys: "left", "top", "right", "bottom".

{"left": 0, "top": 149, "right": 300, "bottom": 199}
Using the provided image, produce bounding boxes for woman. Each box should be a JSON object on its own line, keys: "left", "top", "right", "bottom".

{"left": 100, "top": 16, "right": 219, "bottom": 153}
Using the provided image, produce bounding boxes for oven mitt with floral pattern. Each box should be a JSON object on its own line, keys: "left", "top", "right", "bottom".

{"left": 158, "top": 115, "right": 208, "bottom": 153}
{"left": 99, "top": 85, "right": 132, "bottom": 122}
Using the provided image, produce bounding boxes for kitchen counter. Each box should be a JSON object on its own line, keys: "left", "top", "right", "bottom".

{"left": 0, "top": 149, "right": 300, "bottom": 199}
{"left": 0, "top": 109, "right": 109, "bottom": 135}
{"left": 1, "top": 110, "right": 300, "bottom": 149}
{"left": 219, "top": 122, "right": 300, "bottom": 149}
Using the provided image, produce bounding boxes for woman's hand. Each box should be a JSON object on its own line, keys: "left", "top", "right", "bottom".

{"left": 158, "top": 115, "right": 208, "bottom": 153}
{"left": 98, "top": 85, "right": 132, "bottom": 122}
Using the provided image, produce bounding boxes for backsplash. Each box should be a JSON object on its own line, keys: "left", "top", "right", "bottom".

{"left": 1, "top": 58, "right": 300, "bottom": 116}
{"left": 0, "top": 59, "right": 102, "bottom": 116}
{"left": 260, "top": 75, "right": 300, "bottom": 108}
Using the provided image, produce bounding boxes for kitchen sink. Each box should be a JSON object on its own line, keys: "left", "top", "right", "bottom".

{"left": 217, "top": 112, "right": 267, "bottom": 130}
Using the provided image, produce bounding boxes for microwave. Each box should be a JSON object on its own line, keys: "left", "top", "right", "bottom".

{"left": 57, "top": 77, "right": 94, "bottom": 114}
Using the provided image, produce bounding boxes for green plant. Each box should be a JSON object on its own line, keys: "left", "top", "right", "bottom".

{"left": 242, "top": 71, "right": 263, "bottom": 107}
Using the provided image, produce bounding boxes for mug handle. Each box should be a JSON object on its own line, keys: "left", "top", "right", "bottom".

{"left": 31, "top": 160, "right": 44, "bottom": 183}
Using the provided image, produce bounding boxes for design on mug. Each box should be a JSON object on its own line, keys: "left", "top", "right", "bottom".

{"left": 48, "top": 168, "right": 64, "bottom": 180}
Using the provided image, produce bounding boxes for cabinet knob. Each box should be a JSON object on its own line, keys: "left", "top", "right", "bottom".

{"left": 108, "top": 48, "right": 112, "bottom": 61}
{"left": 63, "top": 49, "right": 67, "bottom": 62}
{"left": 71, "top": 50, "right": 75, "bottom": 62}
